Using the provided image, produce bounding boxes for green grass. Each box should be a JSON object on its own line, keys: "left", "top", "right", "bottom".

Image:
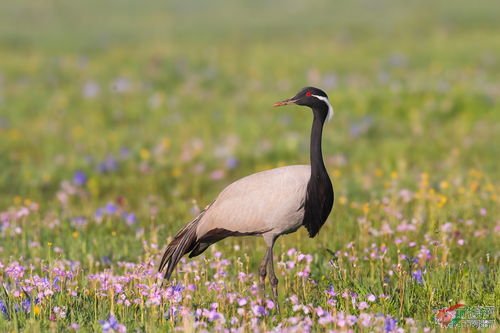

{"left": 0, "top": 0, "right": 498, "bottom": 331}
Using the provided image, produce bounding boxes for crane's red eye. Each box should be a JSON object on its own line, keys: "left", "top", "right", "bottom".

{"left": 306, "top": 91, "right": 312, "bottom": 97}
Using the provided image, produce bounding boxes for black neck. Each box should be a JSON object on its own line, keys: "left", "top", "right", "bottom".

{"left": 302, "top": 106, "right": 334, "bottom": 238}
{"left": 310, "top": 109, "right": 327, "bottom": 176}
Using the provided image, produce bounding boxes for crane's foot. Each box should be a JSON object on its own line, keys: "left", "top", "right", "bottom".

{"left": 259, "top": 263, "right": 267, "bottom": 296}
{"left": 273, "top": 298, "right": 281, "bottom": 314}
{"left": 269, "top": 274, "right": 280, "bottom": 314}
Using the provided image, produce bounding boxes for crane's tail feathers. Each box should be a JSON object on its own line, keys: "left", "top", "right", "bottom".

{"left": 158, "top": 206, "right": 210, "bottom": 280}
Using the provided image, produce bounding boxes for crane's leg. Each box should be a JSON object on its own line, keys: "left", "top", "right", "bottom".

{"left": 267, "top": 244, "right": 278, "bottom": 300}
{"left": 264, "top": 236, "right": 280, "bottom": 312}
{"left": 258, "top": 249, "right": 269, "bottom": 294}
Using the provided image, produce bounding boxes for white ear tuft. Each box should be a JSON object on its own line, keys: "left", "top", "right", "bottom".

{"left": 312, "top": 95, "right": 334, "bottom": 122}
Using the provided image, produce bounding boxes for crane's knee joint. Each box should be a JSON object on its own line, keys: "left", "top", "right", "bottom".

{"left": 270, "top": 275, "right": 278, "bottom": 286}
{"left": 259, "top": 265, "right": 267, "bottom": 278}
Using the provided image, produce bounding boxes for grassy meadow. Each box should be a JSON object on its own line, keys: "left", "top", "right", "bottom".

{"left": 0, "top": 0, "right": 499, "bottom": 331}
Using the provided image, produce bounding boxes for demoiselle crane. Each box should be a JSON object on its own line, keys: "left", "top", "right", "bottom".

{"left": 159, "top": 87, "right": 334, "bottom": 301}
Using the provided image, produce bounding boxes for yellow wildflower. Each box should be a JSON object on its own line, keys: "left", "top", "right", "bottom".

{"left": 437, "top": 195, "right": 447, "bottom": 208}
{"left": 362, "top": 203, "right": 370, "bottom": 215}
{"left": 14, "top": 196, "right": 22, "bottom": 205}
{"left": 140, "top": 148, "right": 151, "bottom": 160}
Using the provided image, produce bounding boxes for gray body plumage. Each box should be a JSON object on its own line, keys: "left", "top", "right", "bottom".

{"left": 197, "top": 165, "right": 310, "bottom": 244}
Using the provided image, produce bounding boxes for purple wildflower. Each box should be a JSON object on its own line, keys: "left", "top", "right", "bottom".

{"left": 171, "top": 284, "right": 184, "bottom": 297}
{"left": 101, "top": 256, "right": 112, "bottom": 266}
{"left": 164, "top": 306, "right": 179, "bottom": 320}
{"left": 225, "top": 157, "right": 239, "bottom": 169}
{"left": 53, "top": 306, "right": 67, "bottom": 319}
{"left": 69, "top": 322, "right": 80, "bottom": 331}
{"left": 358, "top": 301, "right": 369, "bottom": 310}
{"left": 5, "top": 261, "right": 25, "bottom": 279}
{"left": 105, "top": 203, "right": 118, "bottom": 215}
{"left": 100, "top": 314, "right": 126, "bottom": 333}
{"left": 119, "top": 147, "right": 131, "bottom": 159}
{"left": 206, "top": 309, "right": 222, "bottom": 322}
{"left": 412, "top": 270, "right": 423, "bottom": 284}
{"left": 346, "top": 314, "right": 357, "bottom": 326}
{"left": 53, "top": 276, "right": 61, "bottom": 290}
{"left": 325, "top": 285, "right": 337, "bottom": 297}
{"left": 95, "top": 208, "right": 105, "bottom": 220}
{"left": 73, "top": 171, "right": 87, "bottom": 186}
{"left": 0, "top": 300, "right": 8, "bottom": 318}
{"left": 71, "top": 216, "right": 88, "bottom": 228}
{"left": 385, "top": 316, "right": 397, "bottom": 332}
{"left": 122, "top": 213, "right": 136, "bottom": 226}
{"left": 359, "top": 313, "right": 372, "bottom": 327}
{"left": 98, "top": 156, "right": 118, "bottom": 173}
{"left": 252, "top": 305, "right": 266, "bottom": 317}
{"left": 21, "top": 298, "right": 31, "bottom": 313}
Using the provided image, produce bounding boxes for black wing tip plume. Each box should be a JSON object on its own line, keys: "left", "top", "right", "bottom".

{"left": 158, "top": 207, "right": 209, "bottom": 280}
{"left": 307, "top": 227, "right": 319, "bottom": 238}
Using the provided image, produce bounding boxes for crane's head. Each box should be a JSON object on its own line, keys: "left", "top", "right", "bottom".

{"left": 273, "top": 87, "right": 333, "bottom": 121}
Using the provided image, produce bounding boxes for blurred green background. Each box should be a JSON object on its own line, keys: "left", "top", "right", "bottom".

{"left": 1, "top": 0, "right": 498, "bottom": 205}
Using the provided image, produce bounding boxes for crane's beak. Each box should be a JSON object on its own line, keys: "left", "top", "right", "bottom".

{"left": 273, "top": 98, "right": 297, "bottom": 107}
